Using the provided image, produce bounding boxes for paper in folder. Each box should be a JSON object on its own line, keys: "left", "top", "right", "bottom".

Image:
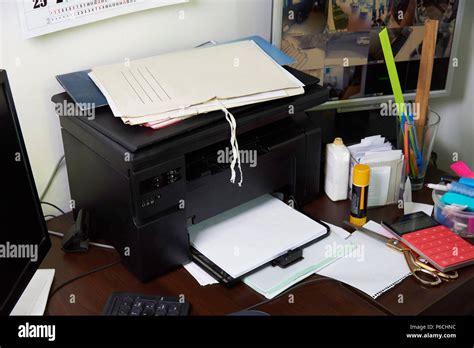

{"left": 188, "top": 194, "right": 328, "bottom": 279}
{"left": 89, "top": 40, "right": 305, "bottom": 126}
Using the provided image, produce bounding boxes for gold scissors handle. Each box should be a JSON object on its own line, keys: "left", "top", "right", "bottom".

{"left": 386, "top": 240, "right": 442, "bottom": 287}
{"left": 414, "top": 259, "right": 459, "bottom": 281}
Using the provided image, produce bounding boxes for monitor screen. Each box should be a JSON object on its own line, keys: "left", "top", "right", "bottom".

{"left": 0, "top": 70, "right": 51, "bottom": 315}
{"left": 272, "top": 0, "right": 463, "bottom": 110}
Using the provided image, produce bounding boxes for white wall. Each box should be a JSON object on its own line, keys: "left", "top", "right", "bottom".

{"left": 431, "top": 0, "right": 474, "bottom": 172}
{"left": 0, "top": 0, "right": 272, "bottom": 216}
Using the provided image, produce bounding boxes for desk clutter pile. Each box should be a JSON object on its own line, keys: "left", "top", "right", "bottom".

{"left": 185, "top": 193, "right": 474, "bottom": 300}
{"left": 185, "top": 194, "right": 412, "bottom": 300}
{"left": 325, "top": 135, "right": 405, "bottom": 208}
{"left": 57, "top": 36, "right": 302, "bottom": 129}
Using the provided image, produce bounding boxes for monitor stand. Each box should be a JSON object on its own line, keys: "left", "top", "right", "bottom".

{"left": 10, "top": 269, "right": 55, "bottom": 316}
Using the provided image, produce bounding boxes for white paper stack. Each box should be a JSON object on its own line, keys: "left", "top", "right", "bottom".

{"left": 188, "top": 194, "right": 327, "bottom": 279}
{"left": 89, "top": 40, "right": 305, "bottom": 129}
{"left": 348, "top": 135, "right": 404, "bottom": 207}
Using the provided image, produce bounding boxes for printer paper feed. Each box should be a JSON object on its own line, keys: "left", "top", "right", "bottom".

{"left": 244, "top": 226, "right": 353, "bottom": 299}
{"left": 188, "top": 194, "right": 327, "bottom": 279}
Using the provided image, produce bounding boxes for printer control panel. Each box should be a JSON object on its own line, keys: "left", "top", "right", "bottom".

{"left": 135, "top": 165, "right": 185, "bottom": 221}
{"left": 140, "top": 168, "right": 182, "bottom": 194}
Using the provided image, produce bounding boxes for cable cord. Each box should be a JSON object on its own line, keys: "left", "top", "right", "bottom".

{"left": 40, "top": 155, "right": 65, "bottom": 201}
{"left": 240, "top": 276, "right": 394, "bottom": 316}
{"left": 41, "top": 201, "right": 66, "bottom": 215}
{"left": 48, "top": 259, "right": 121, "bottom": 301}
{"left": 241, "top": 277, "right": 336, "bottom": 312}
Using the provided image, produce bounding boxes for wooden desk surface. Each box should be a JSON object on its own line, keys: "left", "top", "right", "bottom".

{"left": 44, "top": 169, "right": 474, "bottom": 316}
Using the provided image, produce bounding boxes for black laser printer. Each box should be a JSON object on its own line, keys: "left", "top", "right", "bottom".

{"left": 53, "top": 67, "right": 329, "bottom": 282}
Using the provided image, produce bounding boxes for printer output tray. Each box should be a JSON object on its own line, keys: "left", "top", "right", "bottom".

{"left": 190, "top": 217, "right": 330, "bottom": 287}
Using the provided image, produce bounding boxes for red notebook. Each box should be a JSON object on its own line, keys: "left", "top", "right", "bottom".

{"left": 382, "top": 212, "right": 474, "bottom": 272}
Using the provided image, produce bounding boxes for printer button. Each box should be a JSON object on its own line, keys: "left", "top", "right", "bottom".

{"left": 152, "top": 177, "right": 162, "bottom": 188}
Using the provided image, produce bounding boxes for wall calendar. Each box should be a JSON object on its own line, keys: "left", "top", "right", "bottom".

{"left": 17, "top": 0, "right": 188, "bottom": 38}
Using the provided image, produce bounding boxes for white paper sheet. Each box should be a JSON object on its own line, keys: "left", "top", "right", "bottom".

{"left": 10, "top": 269, "right": 55, "bottom": 315}
{"left": 404, "top": 202, "right": 434, "bottom": 216}
{"left": 367, "top": 166, "right": 391, "bottom": 206}
{"left": 183, "top": 262, "right": 218, "bottom": 286}
{"left": 404, "top": 177, "right": 413, "bottom": 203}
{"left": 117, "top": 87, "right": 303, "bottom": 125}
{"left": 317, "top": 221, "right": 411, "bottom": 298}
{"left": 188, "top": 194, "right": 327, "bottom": 279}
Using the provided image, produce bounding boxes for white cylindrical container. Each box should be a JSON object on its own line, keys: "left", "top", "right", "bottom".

{"left": 325, "top": 137, "right": 350, "bottom": 201}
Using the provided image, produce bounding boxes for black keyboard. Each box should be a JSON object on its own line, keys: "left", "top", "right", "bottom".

{"left": 103, "top": 292, "right": 190, "bottom": 316}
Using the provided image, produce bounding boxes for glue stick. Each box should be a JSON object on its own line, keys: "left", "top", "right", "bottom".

{"left": 350, "top": 164, "right": 370, "bottom": 227}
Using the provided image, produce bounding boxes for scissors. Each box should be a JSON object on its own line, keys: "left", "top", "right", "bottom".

{"left": 343, "top": 221, "right": 458, "bottom": 287}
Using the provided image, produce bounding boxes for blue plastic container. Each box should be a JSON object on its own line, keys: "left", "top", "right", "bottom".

{"left": 433, "top": 188, "right": 474, "bottom": 238}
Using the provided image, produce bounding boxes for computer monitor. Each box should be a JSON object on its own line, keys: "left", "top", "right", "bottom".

{"left": 272, "top": 0, "right": 464, "bottom": 112}
{"left": 0, "top": 70, "right": 51, "bottom": 315}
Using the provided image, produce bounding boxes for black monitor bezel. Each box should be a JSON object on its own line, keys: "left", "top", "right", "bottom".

{"left": 0, "top": 70, "right": 51, "bottom": 315}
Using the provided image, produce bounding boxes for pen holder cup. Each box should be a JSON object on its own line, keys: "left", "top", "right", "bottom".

{"left": 433, "top": 188, "right": 474, "bottom": 239}
{"left": 396, "top": 111, "right": 440, "bottom": 191}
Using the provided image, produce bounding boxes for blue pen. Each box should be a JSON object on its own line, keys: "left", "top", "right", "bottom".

{"left": 408, "top": 112, "right": 423, "bottom": 168}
